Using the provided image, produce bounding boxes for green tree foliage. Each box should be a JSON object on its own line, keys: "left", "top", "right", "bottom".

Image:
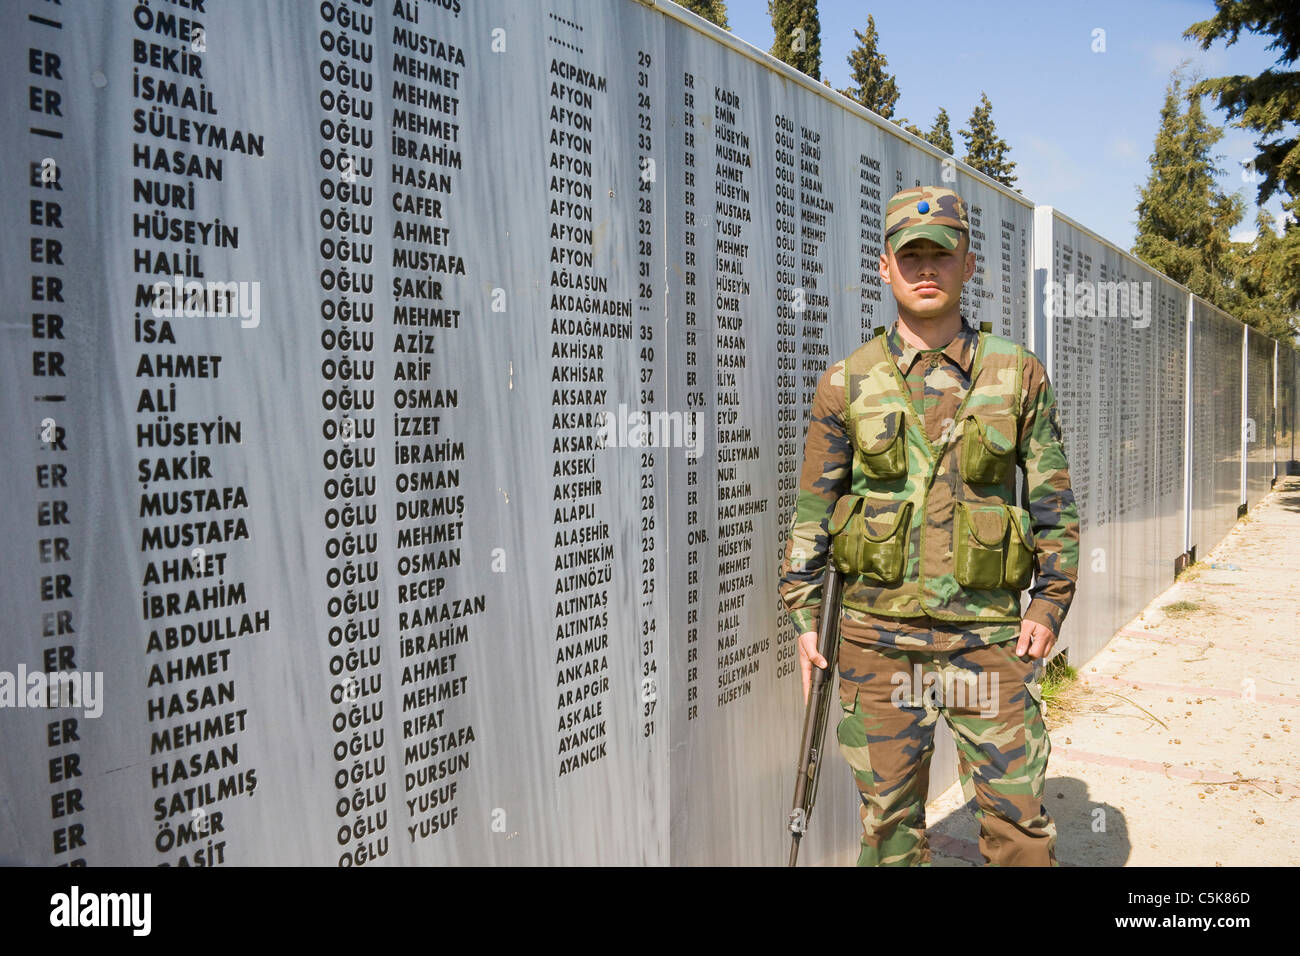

{"left": 1132, "top": 69, "right": 1244, "bottom": 313}
{"left": 676, "top": 0, "right": 729, "bottom": 31}
{"left": 1184, "top": 0, "right": 1300, "bottom": 205}
{"left": 769, "top": 0, "right": 821, "bottom": 80}
{"left": 1227, "top": 207, "right": 1300, "bottom": 341}
{"left": 841, "top": 16, "right": 899, "bottom": 117}
{"left": 959, "top": 93, "right": 1017, "bottom": 186}
{"left": 1183, "top": 1, "right": 1299, "bottom": 343}
{"left": 926, "top": 108, "right": 954, "bottom": 154}
{"left": 892, "top": 110, "right": 953, "bottom": 155}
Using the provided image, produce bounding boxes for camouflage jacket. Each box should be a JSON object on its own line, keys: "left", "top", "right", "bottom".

{"left": 778, "top": 318, "right": 1079, "bottom": 641}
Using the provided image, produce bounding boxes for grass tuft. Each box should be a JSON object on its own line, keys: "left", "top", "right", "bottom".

{"left": 1040, "top": 654, "right": 1077, "bottom": 707}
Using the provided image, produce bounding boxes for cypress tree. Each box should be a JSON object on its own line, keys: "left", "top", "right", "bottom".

{"left": 959, "top": 92, "right": 1017, "bottom": 187}
{"left": 926, "top": 108, "right": 954, "bottom": 154}
{"left": 769, "top": 0, "right": 821, "bottom": 80}
{"left": 841, "top": 16, "right": 899, "bottom": 117}
{"left": 1132, "top": 68, "right": 1244, "bottom": 312}
{"left": 1227, "top": 206, "right": 1300, "bottom": 341}
{"left": 677, "top": 0, "right": 730, "bottom": 31}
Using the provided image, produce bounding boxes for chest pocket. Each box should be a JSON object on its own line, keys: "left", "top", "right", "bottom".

{"left": 959, "top": 414, "right": 1017, "bottom": 485}
{"left": 854, "top": 410, "right": 907, "bottom": 481}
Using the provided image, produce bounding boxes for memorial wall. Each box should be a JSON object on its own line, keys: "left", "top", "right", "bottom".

{"left": 1245, "top": 327, "right": 1277, "bottom": 505}
{"left": 0, "top": 0, "right": 1295, "bottom": 867}
{"left": 1294, "top": 351, "right": 1300, "bottom": 466}
{"left": 1033, "top": 208, "right": 1188, "bottom": 665}
{"left": 1188, "top": 299, "right": 1247, "bottom": 570}
{"left": 1280, "top": 348, "right": 1298, "bottom": 471}
{"left": 658, "top": 11, "right": 1033, "bottom": 867}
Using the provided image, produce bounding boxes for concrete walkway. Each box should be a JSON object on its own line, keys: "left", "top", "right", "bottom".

{"left": 926, "top": 475, "right": 1300, "bottom": 866}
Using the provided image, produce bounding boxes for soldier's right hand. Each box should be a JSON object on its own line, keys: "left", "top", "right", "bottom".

{"left": 798, "top": 630, "right": 828, "bottom": 704}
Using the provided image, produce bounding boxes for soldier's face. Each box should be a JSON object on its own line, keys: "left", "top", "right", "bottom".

{"left": 879, "top": 236, "right": 976, "bottom": 320}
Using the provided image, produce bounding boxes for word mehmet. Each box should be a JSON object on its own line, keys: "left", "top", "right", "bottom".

{"left": 150, "top": 277, "right": 261, "bottom": 328}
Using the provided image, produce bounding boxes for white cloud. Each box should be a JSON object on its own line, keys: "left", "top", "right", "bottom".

{"left": 1017, "top": 134, "right": 1089, "bottom": 196}
{"left": 1106, "top": 137, "right": 1139, "bottom": 160}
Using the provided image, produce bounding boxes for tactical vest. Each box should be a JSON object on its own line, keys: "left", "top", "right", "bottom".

{"left": 828, "top": 328, "right": 1035, "bottom": 622}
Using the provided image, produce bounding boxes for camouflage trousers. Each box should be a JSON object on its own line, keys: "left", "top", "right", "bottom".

{"left": 835, "top": 621, "right": 1056, "bottom": 866}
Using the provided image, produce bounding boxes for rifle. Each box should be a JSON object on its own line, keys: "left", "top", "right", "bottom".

{"left": 787, "top": 561, "right": 843, "bottom": 866}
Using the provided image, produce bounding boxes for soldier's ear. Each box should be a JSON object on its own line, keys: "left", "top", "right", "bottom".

{"left": 879, "top": 249, "right": 892, "bottom": 285}
{"left": 962, "top": 248, "right": 976, "bottom": 282}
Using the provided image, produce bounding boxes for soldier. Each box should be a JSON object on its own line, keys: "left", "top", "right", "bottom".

{"left": 778, "top": 185, "right": 1080, "bottom": 866}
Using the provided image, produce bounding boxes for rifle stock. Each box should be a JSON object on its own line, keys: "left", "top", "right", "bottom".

{"left": 787, "top": 562, "right": 843, "bottom": 866}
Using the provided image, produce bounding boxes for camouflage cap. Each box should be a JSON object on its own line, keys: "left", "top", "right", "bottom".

{"left": 884, "top": 186, "right": 969, "bottom": 252}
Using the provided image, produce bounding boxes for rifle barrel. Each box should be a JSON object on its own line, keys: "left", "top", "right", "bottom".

{"left": 787, "top": 563, "right": 843, "bottom": 866}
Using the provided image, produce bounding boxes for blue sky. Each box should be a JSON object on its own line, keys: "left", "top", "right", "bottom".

{"left": 712, "top": 0, "right": 1291, "bottom": 250}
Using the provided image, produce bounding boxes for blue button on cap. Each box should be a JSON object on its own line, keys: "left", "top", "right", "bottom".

{"left": 917, "top": 200, "right": 930, "bottom": 214}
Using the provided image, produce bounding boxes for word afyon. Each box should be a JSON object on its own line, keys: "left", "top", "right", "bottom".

{"left": 595, "top": 403, "right": 702, "bottom": 458}
{"left": 150, "top": 277, "right": 261, "bottom": 328}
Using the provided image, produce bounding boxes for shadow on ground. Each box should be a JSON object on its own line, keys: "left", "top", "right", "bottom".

{"left": 927, "top": 776, "right": 1130, "bottom": 866}
{"left": 1272, "top": 476, "right": 1300, "bottom": 512}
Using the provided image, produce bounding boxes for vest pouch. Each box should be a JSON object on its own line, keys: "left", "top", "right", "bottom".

{"left": 826, "top": 494, "right": 863, "bottom": 538}
{"left": 959, "top": 415, "right": 1016, "bottom": 485}
{"left": 1004, "top": 503, "right": 1036, "bottom": 590}
{"left": 830, "top": 498, "right": 913, "bottom": 586}
{"left": 855, "top": 411, "right": 907, "bottom": 480}
{"left": 954, "top": 501, "right": 1008, "bottom": 589}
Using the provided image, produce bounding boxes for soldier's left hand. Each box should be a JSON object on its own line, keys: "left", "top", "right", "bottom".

{"left": 1015, "top": 619, "right": 1055, "bottom": 659}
